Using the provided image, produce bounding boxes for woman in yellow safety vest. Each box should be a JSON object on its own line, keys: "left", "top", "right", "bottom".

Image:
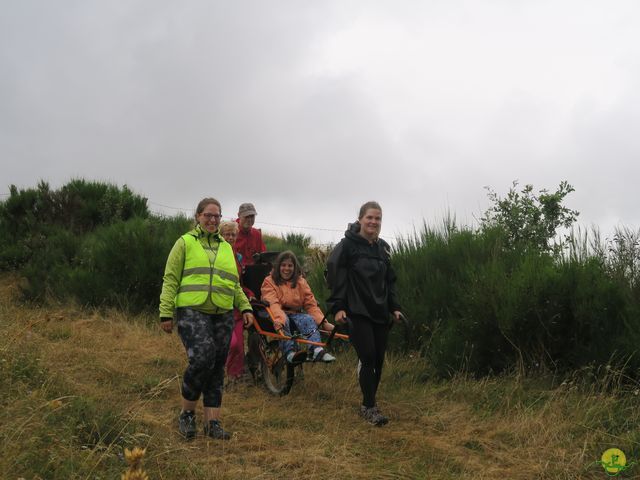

{"left": 159, "top": 197, "right": 255, "bottom": 440}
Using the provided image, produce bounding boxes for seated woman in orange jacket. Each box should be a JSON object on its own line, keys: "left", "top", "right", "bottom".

{"left": 261, "top": 250, "right": 336, "bottom": 364}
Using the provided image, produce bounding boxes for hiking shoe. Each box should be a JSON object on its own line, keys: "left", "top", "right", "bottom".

{"left": 204, "top": 420, "right": 231, "bottom": 440}
{"left": 178, "top": 410, "right": 197, "bottom": 439}
{"left": 312, "top": 348, "right": 336, "bottom": 363}
{"left": 359, "top": 405, "right": 389, "bottom": 426}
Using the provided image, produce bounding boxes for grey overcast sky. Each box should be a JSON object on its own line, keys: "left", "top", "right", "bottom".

{"left": 2, "top": 1, "right": 639, "bottom": 245}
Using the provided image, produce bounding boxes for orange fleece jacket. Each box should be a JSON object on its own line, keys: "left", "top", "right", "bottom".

{"left": 260, "top": 275, "right": 325, "bottom": 327}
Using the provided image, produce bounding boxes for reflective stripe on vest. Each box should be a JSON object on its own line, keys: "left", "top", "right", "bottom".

{"left": 182, "top": 267, "right": 239, "bottom": 283}
{"left": 175, "top": 233, "right": 238, "bottom": 310}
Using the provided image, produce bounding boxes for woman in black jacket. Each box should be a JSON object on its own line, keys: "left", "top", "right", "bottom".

{"left": 326, "top": 201, "right": 402, "bottom": 426}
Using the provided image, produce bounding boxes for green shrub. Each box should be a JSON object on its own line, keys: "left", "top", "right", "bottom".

{"left": 280, "top": 232, "right": 312, "bottom": 250}
{"left": 393, "top": 220, "right": 640, "bottom": 377}
{"left": 481, "top": 180, "right": 579, "bottom": 254}
{"left": 65, "top": 215, "right": 191, "bottom": 312}
{"left": 305, "top": 257, "right": 331, "bottom": 313}
{"left": 0, "top": 182, "right": 48, "bottom": 269}
{"left": 0, "top": 179, "right": 149, "bottom": 271}
{"left": 6, "top": 179, "right": 640, "bottom": 378}
{"left": 54, "top": 178, "right": 149, "bottom": 232}
{"left": 263, "top": 232, "right": 311, "bottom": 265}
{"left": 19, "top": 225, "right": 81, "bottom": 302}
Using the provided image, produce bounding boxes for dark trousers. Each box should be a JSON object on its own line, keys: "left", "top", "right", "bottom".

{"left": 176, "top": 308, "right": 234, "bottom": 408}
{"left": 349, "top": 315, "right": 390, "bottom": 408}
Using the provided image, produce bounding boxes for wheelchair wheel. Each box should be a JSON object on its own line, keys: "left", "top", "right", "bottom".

{"left": 258, "top": 336, "right": 295, "bottom": 395}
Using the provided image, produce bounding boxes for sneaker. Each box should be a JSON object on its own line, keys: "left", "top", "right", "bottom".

{"left": 204, "top": 420, "right": 231, "bottom": 440}
{"left": 178, "top": 410, "right": 197, "bottom": 439}
{"left": 359, "top": 405, "right": 389, "bottom": 426}
{"left": 286, "top": 350, "right": 307, "bottom": 364}
{"left": 312, "top": 348, "right": 336, "bottom": 363}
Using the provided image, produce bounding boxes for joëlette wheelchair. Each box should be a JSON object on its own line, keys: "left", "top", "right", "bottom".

{"left": 242, "top": 252, "right": 349, "bottom": 395}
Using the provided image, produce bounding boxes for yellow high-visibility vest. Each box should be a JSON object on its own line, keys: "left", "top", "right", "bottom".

{"left": 175, "top": 232, "right": 238, "bottom": 311}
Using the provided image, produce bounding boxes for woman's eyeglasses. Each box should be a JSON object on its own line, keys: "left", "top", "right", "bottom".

{"left": 202, "top": 213, "right": 222, "bottom": 220}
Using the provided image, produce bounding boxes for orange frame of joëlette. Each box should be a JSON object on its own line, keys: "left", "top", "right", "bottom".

{"left": 250, "top": 302, "right": 349, "bottom": 348}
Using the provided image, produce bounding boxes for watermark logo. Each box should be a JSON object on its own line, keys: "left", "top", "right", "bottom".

{"left": 597, "top": 448, "right": 634, "bottom": 476}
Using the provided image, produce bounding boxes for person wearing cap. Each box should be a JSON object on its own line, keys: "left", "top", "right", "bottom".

{"left": 235, "top": 202, "right": 266, "bottom": 266}
{"left": 159, "top": 198, "right": 255, "bottom": 440}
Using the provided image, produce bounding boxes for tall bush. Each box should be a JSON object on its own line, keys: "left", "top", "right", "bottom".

{"left": 392, "top": 220, "right": 640, "bottom": 377}
{"left": 263, "top": 232, "right": 313, "bottom": 267}
{"left": 60, "top": 215, "right": 190, "bottom": 313}
{"left": 0, "top": 179, "right": 149, "bottom": 270}
{"left": 481, "top": 180, "right": 579, "bottom": 254}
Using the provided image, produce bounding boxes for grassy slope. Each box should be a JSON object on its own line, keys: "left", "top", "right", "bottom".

{"left": 0, "top": 274, "right": 637, "bottom": 480}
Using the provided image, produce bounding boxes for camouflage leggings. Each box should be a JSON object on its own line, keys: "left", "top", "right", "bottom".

{"left": 176, "top": 308, "right": 234, "bottom": 408}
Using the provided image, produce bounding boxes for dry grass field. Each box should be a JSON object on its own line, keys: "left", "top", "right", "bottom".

{"left": 1, "top": 273, "right": 638, "bottom": 479}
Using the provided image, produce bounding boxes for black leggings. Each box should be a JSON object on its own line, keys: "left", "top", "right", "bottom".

{"left": 176, "top": 308, "right": 234, "bottom": 408}
{"left": 349, "top": 315, "right": 390, "bottom": 408}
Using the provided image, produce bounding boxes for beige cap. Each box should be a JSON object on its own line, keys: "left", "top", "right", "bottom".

{"left": 238, "top": 202, "right": 258, "bottom": 217}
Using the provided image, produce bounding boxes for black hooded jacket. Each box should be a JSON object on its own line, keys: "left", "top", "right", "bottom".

{"left": 326, "top": 222, "right": 401, "bottom": 324}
